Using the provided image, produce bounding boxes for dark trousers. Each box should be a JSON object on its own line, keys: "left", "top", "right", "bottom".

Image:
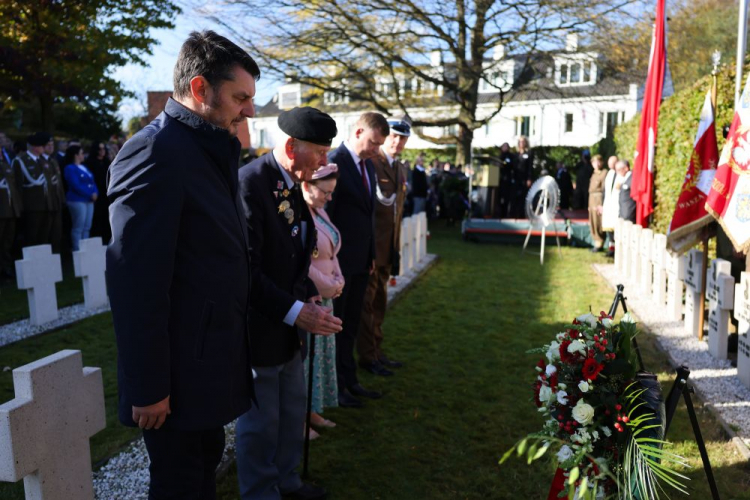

{"left": 23, "top": 210, "right": 51, "bottom": 247}
{"left": 334, "top": 272, "right": 369, "bottom": 390}
{"left": 358, "top": 266, "right": 390, "bottom": 364}
{"left": 142, "top": 426, "right": 225, "bottom": 500}
{"left": 0, "top": 217, "right": 16, "bottom": 273}
{"left": 49, "top": 209, "right": 63, "bottom": 254}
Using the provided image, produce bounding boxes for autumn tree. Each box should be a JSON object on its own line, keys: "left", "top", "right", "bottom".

{"left": 207, "top": 0, "right": 642, "bottom": 164}
{"left": 0, "top": 0, "right": 180, "bottom": 135}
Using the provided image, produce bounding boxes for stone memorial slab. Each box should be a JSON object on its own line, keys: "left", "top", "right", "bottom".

{"left": 639, "top": 228, "right": 654, "bottom": 295}
{"left": 666, "top": 251, "right": 685, "bottom": 321}
{"left": 410, "top": 215, "right": 418, "bottom": 266}
{"left": 620, "top": 220, "right": 632, "bottom": 277}
{"left": 419, "top": 212, "right": 428, "bottom": 261}
{"left": 614, "top": 218, "right": 623, "bottom": 272}
{"left": 15, "top": 245, "right": 63, "bottom": 326}
{"left": 734, "top": 272, "right": 750, "bottom": 388}
{"left": 683, "top": 248, "right": 704, "bottom": 338}
{"left": 413, "top": 214, "right": 423, "bottom": 263}
{"left": 0, "top": 350, "right": 105, "bottom": 499}
{"left": 72, "top": 238, "right": 108, "bottom": 310}
{"left": 706, "top": 259, "right": 734, "bottom": 359}
{"left": 400, "top": 217, "right": 412, "bottom": 275}
{"left": 651, "top": 234, "right": 668, "bottom": 305}
{"left": 629, "top": 225, "right": 642, "bottom": 286}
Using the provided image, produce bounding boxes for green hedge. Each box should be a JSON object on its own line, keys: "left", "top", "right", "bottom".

{"left": 613, "top": 64, "right": 740, "bottom": 234}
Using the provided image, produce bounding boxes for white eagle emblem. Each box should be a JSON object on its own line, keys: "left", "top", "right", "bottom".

{"left": 732, "top": 135, "right": 750, "bottom": 168}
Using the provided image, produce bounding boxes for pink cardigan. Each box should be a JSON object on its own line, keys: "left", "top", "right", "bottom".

{"left": 308, "top": 207, "right": 345, "bottom": 299}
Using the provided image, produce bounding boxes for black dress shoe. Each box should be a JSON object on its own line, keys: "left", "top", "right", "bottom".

{"left": 348, "top": 383, "right": 382, "bottom": 399}
{"left": 337, "top": 389, "right": 363, "bottom": 408}
{"left": 360, "top": 360, "right": 394, "bottom": 376}
{"left": 283, "top": 482, "right": 327, "bottom": 500}
{"left": 378, "top": 354, "right": 403, "bottom": 368}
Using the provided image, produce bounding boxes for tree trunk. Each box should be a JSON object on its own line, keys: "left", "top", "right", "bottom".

{"left": 39, "top": 92, "right": 54, "bottom": 133}
{"left": 455, "top": 123, "right": 473, "bottom": 166}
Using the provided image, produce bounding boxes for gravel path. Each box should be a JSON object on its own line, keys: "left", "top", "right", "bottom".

{"left": 593, "top": 263, "right": 750, "bottom": 454}
{"left": 92, "top": 254, "right": 438, "bottom": 499}
{"left": 0, "top": 303, "right": 111, "bottom": 348}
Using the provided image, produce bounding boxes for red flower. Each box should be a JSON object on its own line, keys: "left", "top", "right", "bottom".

{"left": 568, "top": 328, "right": 580, "bottom": 339}
{"left": 533, "top": 381, "right": 542, "bottom": 407}
{"left": 549, "top": 372, "right": 559, "bottom": 389}
{"left": 536, "top": 358, "right": 546, "bottom": 372}
{"left": 559, "top": 340, "right": 580, "bottom": 364}
{"left": 582, "top": 358, "right": 604, "bottom": 381}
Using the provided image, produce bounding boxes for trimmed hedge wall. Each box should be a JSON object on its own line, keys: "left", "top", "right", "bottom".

{"left": 613, "top": 64, "right": 741, "bottom": 234}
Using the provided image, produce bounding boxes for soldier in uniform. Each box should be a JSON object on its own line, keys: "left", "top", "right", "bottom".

{"left": 12, "top": 133, "right": 52, "bottom": 247}
{"left": 0, "top": 148, "right": 22, "bottom": 279}
{"left": 357, "top": 116, "right": 411, "bottom": 376}
{"left": 42, "top": 137, "right": 65, "bottom": 253}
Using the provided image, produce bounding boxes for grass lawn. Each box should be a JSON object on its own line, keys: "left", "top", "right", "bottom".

{"left": 0, "top": 256, "right": 84, "bottom": 325}
{"left": 216, "top": 224, "right": 750, "bottom": 499}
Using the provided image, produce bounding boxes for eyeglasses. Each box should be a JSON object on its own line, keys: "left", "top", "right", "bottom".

{"left": 312, "top": 185, "right": 334, "bottom": 197}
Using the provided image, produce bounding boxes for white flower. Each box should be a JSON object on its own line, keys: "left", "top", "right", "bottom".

{"left": 546, "top": 341, "right": 560, "bottom": 362}
{"left": 567, "top": 339, "right": 586, "bottom": 355}
{"left": 545, "top": 364, "right": 557, "bottom": 377}
{"left": 576, "top": 313, "right": 598, "bottom": 328}
{"left": 556, "top": 332, "right": 566, "bottom": 341}
{"left": 621, "top": 312, "right": 635, "bottom": 324}
{"left": 558, "top": 383, "right": 567, "bottom": 390}
{"left": 601, "top": 425, "right": 612, "bottom": 437}
{"left": 556, "top": 445, "right": 574, "bottom": 462}
{"left": 591, "top": 430, "right": 600, "bottom": 442}
{"left": 602, "top": 317, "right": 613, "bottom": 328}
{"left": 539, "top": 385, "right": 552, "bottom": 403}
{"left": 557, "top": 390, "right": 569, "bottom": 405}
{"left": 572, "top": 400, "right": 595, "bottom": 425}
{"left": 578, "top": 381, "right": 590, "bottom": 393}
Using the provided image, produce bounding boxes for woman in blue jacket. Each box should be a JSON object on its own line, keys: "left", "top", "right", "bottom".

{"left": 63, "top": 145, "right": 98, "bottom": 251}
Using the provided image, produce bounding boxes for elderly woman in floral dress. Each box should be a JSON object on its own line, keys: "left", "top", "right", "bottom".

{"left": 302, "top": 164, "right": 345, "bottom": 437}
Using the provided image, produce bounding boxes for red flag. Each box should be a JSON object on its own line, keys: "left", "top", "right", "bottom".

{"left": 632, "top": 0, "right": 668, "bottom": 227}
{"left": 666, "top": 89, "right": 718, "bottom": 253}
{"left": 705, "top": 74, "right": 750, "bottom": 253}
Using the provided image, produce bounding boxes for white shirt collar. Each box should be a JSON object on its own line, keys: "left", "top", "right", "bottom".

{"left": 415, "top": 164, "right": 425, "bottom": 172}
{"left": 382, "top": 149, "right": 395, "bottom": 168}
{"left": 344, "top": 140, "right": 362, "bottom": 167}
{"left": 272, "top": 150, "right": 295, "bottom": 189}
{"left": 27, "top": 152, "right": 38, "bottom": 162}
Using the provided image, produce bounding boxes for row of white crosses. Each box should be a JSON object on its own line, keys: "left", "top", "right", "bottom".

{"left": 13, "top": 238, "right": 108, "bottom": 326}
{"left": 399, "top": 212, "right": 428, "bottom": 275}
{"left": 614, "top": 218, "right": 749, "bottom": 389}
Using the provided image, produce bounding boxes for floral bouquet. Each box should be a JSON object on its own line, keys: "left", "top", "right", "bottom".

{"left": 501, "top": 311, "right": 688, "bottom": 500}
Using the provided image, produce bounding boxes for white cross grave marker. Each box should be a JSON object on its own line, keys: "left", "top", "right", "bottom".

{"left": 419, "top": 212, "right": 428, "bottom": 260}
{"left": 666, "top": 250, "right": 685, "bottom": 321}
{"left": 651, "top": 234, "right": 668, "bottom": 305}
{"left": 614, "top": 218, "right": 623, "bottom": 273}
{"left": 410, "top": 215, "right": 418, "bottom": 266}
{"left": 0, "top": 350, "right": 105, "bottom": 499}
{"left": 640, "top": 228, "right": 654, "bottom": 296}
{"left": 683, "top": 248, "right": 704, "bottom": 338}
{"left": 734, "top": 272, "right": 750, "bottom": 388}
{"left": 72, "top": 238, "right": 108, "bottom": 310}
{"left": 630, "top": 225, "right": 642, "bottom": 286}
{"left": 15, "top": 245, "right": 62, "bottom": 326}
{"left": 400, "top": 217, "right": 411, "bottom": 275}
{"left": 706, "top": 259, "right": 734, "bottom": 360}
{"left": 413, "top": 214, "right": 423, "bottom": 263}
{"left": 621, "top": 220, "right": 632, "bottom": 277}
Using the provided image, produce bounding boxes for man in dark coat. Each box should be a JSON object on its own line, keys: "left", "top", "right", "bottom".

{"left": 0, "top": 150, "right": 22, "bottom": 279}
{"left": 235, "top": 107, "right": 341, "bottom": 500}
{"left": 12, "top": 132, "right": 52, "bottom": 246}
{"left": 555, "top": 161, "right": 574, "bottom": 210}
{"left": 573, "top": 149, "right": 593, "bottom": 209}
{"left": 42, "top": 138, "right": 65, "bottom": 253}
{"left": 327, "top": 112, "right": 389, "bottom": 407}
{"left": 616, "top": 159, "right": 636, "bottom": 223}
{"left": 106, "top": 31, "right": 260, "bottom": 499}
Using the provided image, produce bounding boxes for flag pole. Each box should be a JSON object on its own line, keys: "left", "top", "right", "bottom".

{"left": 736, "top": 0, "right": 749, "bottom": 109}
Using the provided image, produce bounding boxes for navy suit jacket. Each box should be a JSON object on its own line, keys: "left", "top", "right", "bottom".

{"left": 327, "top": 143, "right": 376, "bottom": 275}
{"left": 107, "top": 98, "right": 254, "bottom": 430}
{"left": 239, "top": 153, "right": 318, "bottom": 367}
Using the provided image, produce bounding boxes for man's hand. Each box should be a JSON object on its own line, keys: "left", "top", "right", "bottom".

{"left": 92, "top": 193, "right": 98, "bottom": 202}
{"left": 296, "top": 302, "right": 342, "bottom": 335}
{"left": 132, "top": 395, "right": 171, "bottom": 430}
{"left": 596, "top": 205, "right": 603, "bottom": 215}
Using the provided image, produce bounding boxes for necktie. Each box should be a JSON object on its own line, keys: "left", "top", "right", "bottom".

{"left": 359, "top": 160, "right": 369, "bottom": 194}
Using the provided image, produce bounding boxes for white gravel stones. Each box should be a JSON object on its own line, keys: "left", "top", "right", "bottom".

{"left": 594, "top": 263, "right": 750, "bottom": 453}
{"left": 0, "top": 303, "right": 111, "bottom": 348}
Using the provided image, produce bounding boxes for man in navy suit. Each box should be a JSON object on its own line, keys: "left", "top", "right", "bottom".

{"left": 107, "top": 31, "right": 260, "bottom": 499}
{"left": 236, "top": 107, "right": 342, "bottom": 500}
{"left": 327, "top": 112, "right": 389, "bottom": 407}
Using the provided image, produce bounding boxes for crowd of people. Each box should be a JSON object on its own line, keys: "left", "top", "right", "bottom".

{"left": 0, "top": 132, "right": 120, "bottom": 280}
{"left": 106, "top": 31, "right": 414, "bottom": 500}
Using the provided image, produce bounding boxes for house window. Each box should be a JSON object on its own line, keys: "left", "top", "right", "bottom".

{"left": 558, "top": 61, "right": 596, "bottom": 86}
{"left": 516, "top": 116, "right": 531, "bottom": 137}
{"left": 560, "top": 65, "right": 568, "bottom": 84}
{"left": 600, "top": 111, "right": 625, "bottom": 136}
{"left": 565, "top": 113, "right": 574, "bottom": 133}
{"left": 570, "top": 63, "right": 581, "bottom": 84}
{"left": 258, "top": 129, "right": 267, "bottom": 148}
{"left": 442, "top": 125, "right": 458, "bottom": 137}
{"left": 279, "top": 91, "right": 299, "bottom": 109}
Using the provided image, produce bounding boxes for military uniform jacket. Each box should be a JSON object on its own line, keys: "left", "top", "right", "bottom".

{"left": 372, "top": 150, "right": 407, "bottom": 267}
{"left": 0, "top": 158, "right": 22, "bottom": 218}
{"left": 239, "top": 153, "right": 319, "bottom": 367}
{"left": 12, "top": 152, "right": 49, "bottom": 212}
{"left": 43, "top": 156, "right": 65, "bottom": 211}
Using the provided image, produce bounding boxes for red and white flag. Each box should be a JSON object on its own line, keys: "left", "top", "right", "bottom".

{"left": 631, "top": 0, "right": 668, "bottom": 227}
{"left": 666, "top": 90, "right": 719, "bottom": 254}
{"left": 705, "top": 74, "right": 750, "bottom": 253}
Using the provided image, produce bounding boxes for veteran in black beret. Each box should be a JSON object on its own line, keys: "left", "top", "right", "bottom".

{"left": 235, "top": 106, "right": 342, "bottom": 500}
{"left": 12, "top": 132, "right": 54, "bottom": 247}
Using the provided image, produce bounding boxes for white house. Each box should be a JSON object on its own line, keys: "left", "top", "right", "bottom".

{"left": 248, "top": 35, "right": 652, "bottom": 152}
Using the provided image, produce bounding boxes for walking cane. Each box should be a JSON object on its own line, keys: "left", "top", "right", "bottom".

{"left": 302, "top": 329, "right": 317, "bottom": 479}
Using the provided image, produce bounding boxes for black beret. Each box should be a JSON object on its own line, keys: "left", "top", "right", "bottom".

{"left": 27, "top": 132, "right": 52, "bottom": 147}
{"left": 278, "top": 107, "right": 337, "bottom": 146}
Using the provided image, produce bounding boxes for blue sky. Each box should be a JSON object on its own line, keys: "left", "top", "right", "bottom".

{"left": 113, "top": 11, "right": 279, "bottom": 123}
